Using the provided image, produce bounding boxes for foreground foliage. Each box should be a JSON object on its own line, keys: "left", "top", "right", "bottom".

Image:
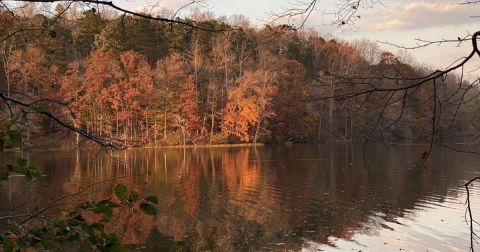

{"left": 0, "top": 130, "right": 158, "bottom": 251}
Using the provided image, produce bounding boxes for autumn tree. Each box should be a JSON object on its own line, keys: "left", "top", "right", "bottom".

{"left": 117, "top": 50, "right": 154, "bottom": 143}
{"left": 58, "top": 60, "right": 85, "bottom": 146}
{"left": 6, "top": 44, "right": 60, "bottom": 145}
{"left": 153, "top": 53, "right": 188, "bottom": 144}
{"left": 82, "top": 49, "right": 120, "bottom": 137}
{"left": 221, "top": 69, "right": 276, "bottom": 142}
{"left": 269, "top": 59, "right": 315, "bottom": 143}
{"left": 80, "top": 49, "right": 153, "bottom": 145}
{"left": 0, "top": 6, "right": 476, "bottom": 148}
{"left": 176, "top": 75, "right": 202, "bottom": 145}
{"left": 7, "top": 44, "right": 59, "bottom": 98}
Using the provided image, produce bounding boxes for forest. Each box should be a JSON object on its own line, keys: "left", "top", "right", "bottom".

{"left": 2, "top": 1, "right": 480, "bottom": 251}
{"left": 1, "top": 4, "right": 478, "bottom": 148}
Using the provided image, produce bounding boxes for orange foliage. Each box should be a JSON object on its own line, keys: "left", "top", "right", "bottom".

{"left": 83, "top": 50, "right": 153, "bottom": 122}
{"left": 178, "top": 75, "right": 201, "bottom": 134}
{"left": 221, "top": 70, "right": 276, "bottom": 142}
{"left": 7, "top": 44, "right": 59, "bottom": 98}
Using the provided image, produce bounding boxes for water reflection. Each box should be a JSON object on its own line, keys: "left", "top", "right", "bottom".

{"left": 1, "top": 144, "right": 479, "bottom": 251}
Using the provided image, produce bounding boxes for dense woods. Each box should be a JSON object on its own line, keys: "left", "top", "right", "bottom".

{"left": 1, "top": 5, "right": 478, "bottom": 148}
{"left": 2, "top": 1, "right": 480, "bottom": 251}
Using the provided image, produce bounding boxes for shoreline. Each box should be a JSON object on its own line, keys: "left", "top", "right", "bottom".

{"left": 0, "top": 142, "right": 267, "bottom": 152}
{"left": 1, "top": 138, "right": 477, "bottom": 152}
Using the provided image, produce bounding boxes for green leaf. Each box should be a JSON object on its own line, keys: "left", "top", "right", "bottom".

{"left": 87, "top": 234, "right": 98, "bottom": 245}
{"left": 0, "top": 171, "right": 8, "bottom": 181}
{"left": 114, "top": 184, "right": 128, "bottom": 202}
{"left": 16, "top": 240, "right": 27, "bottom": 249}
{"left": 144, "top": 196, "right": 158, "bottom": 205}
{"left": 7, "top": 130, "right": 22, "bottom": 148}
{"left": 27, "top": 168, "right": 38, "bottom": 181}
{"left": 140, "top": 203, "right": 157, "bottom": 216}
{"left": 3, "top": 224, "right": 21, "bottom": 234}
{"left": 106, "top": 242, "right": 124, "bottom": 252}
{"left": 129, "top": 191, "right": 139, "bottom": 202}
{"left": 30, "top": 106, "right": 46, "bottom": 113}
{"left": 3, "top": 237, "right": 14, "bottom": 252}
{"left": 91, "top": 223, "right": 104, "bottom": 232}
{"left": 94, "top": 202, "right": 113, "bottom": 218}
{"left": 41, "top": 239, "right": 54, "bottom": 250}
{"left": 68, "top": 218, "right": 80, "bottom": 226}
{"left": 55, "top": 223, "right": 67, "bottom": 235}
{"left": 29, "top": 228, "right": 42, "bottom": 236}
{"left": 15, "top": 157, "right": 27, "bottom": 168}
{"left": 66, "top": 232, "right": 80, "bottom": 241}
{"left": 30, "top": 160, "right": 37, "bottom": 169}
{"left": 106, "top": 233, "right": 119, "bottom": 245}
{"left": 80, "top": 223, "right": 95, "bottom": 238}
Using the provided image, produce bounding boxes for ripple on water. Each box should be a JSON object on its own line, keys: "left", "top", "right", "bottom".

{"left": 2, "top": 145, "right": 480, "bottom": 251}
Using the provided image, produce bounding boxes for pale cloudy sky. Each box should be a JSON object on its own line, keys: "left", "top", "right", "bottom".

{"left": 114, "top": 0, "right": 480, "bottom": 73}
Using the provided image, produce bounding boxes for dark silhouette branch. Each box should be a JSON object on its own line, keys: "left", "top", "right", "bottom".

{"left": 0, "top": 92, "right": 121, "bottom": 149}
{"left": 466, "top": 176, "right": 480, "bottom": 251}
{"left": 7, "top": 0, "right": 233, "bottom": 32}
{"left": 379, "top": 34, "right": 472, "bottom": 50}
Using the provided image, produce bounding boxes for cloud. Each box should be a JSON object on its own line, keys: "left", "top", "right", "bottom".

{"left": 359, "top": 1, "right": 479, "bottom": 31}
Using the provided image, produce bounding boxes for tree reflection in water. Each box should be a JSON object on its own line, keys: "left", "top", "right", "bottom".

{"left": 0, "top": 144, "right": 478, "bottom": 251}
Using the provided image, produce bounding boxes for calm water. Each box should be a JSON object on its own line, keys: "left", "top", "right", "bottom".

{"left": 1, "top": 144, "right": 480, "bottom": 251}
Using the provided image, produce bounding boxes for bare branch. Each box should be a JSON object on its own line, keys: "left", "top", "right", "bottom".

{"left": 4, "top": 0, "right": 234, "bottom": 32}
{"left": 0, "top": 92, "right": 122, "bottom": 149}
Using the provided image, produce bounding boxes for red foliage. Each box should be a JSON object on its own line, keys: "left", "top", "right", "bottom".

{"left": 178, "top": 75, "right": 201, "bottom": 134}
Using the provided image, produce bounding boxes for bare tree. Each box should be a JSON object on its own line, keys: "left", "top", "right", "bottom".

{"left": 1, "top": 0, "right": 480, "bottom": 250}
{"left": 283, "top": 1, "right": 480, "bottom": 250}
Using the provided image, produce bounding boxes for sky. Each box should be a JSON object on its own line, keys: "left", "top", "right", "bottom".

{"left": 113, "top": 0, "right": 480, "bottom": 75}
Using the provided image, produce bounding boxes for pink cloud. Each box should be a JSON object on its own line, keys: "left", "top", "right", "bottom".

{"left": 360, "top": 1, "right": 479, "bottom": 31}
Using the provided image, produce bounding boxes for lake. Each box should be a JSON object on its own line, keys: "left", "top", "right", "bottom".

{"left": 1, "top": 144, "right": 479, "bottom": 251}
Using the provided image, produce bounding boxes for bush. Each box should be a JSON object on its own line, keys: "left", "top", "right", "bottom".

{"left": 209, "top": 133, "right": 229, "bottom": 145}
{"left": 163, "top": 131, "right": 184, "bottom": 146}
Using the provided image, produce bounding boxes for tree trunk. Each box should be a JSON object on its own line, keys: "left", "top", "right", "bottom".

{"left": 145, "top": 113, "right": 149, "bottom": 144}
{"left": 73, "top": 119, "right": 80, "bottom": 149}
{"left": 163, "top": 111, "right": 167, "bottom": 140}
{"left": 345, "top": 106, "right": 348, "bottom": 140}
{"left": 130, "top": 119, "right": 134, "bottom": 142}
{"left": 154, "top": 122, "right": 157, "bottom": 146}
{"left": 350, "top": 100, "right": 354, "bottom": 141}
{"left": 124, "top": 120, "right": 127, "bottom": 145}
{"left": 254, "top": 119, "right": 262, "bottom": 144}
{"left": 133, "top": 116, "right": 137, "bottom": 142}
{"left": 181, "top": 126, "right": 186, "bottom": 146}
{"left": 194, "top": 39, "right": 199, "bottom": 86}
{"left": 317, "top": 103, "right": 322, "bottom": 142}
{"left": 329, "top": 81, "right": 334, "bottom": 142}
{"left": 210, "top": 106, "right": 215, "bottom": 142}
{"left": 224, "top": 38, "right": 229, "bottom": 103}
{"left": 26, "top": 113, "right": 30, "bottom": 147}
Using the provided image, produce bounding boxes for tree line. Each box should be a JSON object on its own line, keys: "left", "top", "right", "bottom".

{"left": 1, "top": 5, "right": 478, "bottom": 148}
